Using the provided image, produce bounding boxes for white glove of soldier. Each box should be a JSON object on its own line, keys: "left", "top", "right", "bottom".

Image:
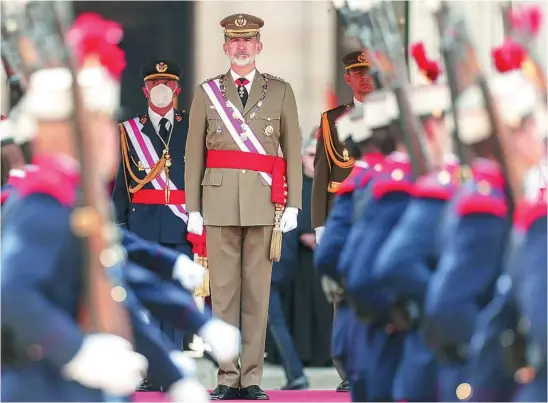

{"left": 280, "top": 207, "right": 299, "bottom": 233}
{"left": 61, "top": 334, "right": 148, "bottom": 396}
{"left": 169, "top": 350, "right": 198, "bottom": 378}
{"left": 173, "top": 255, "right": 206, "bottom": 291}
{"left": 169, "top": 378, "right": 210, "bottom": 403}
{"left": 321, "top": 275, "right": 344, "bottom": 304}
{"left": 187, "top": 212, "right": 204, "bottom": 235}
{"left": 198, "top": 319, "right": 241, "bottom": 363}
{"left": 314, "top": 226, "right": 325, "bottom": 245}
{"left": 335, "top": 107, "right": 370, "bottom": 143}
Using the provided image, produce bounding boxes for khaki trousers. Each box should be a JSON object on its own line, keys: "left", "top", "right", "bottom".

{"left": 206, "top": 225, "right": 274, "bottom": 388}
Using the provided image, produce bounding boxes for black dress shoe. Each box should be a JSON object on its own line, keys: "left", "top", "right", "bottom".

{"left": 280, "top": 376, "right": 309, "bottom": 390}
{"left": 135, "top": 379, "right": 163, "bottom": 392}
{"left": 336, "top": 379, "right": 350, "bottom": 392}
{"left": 240, "top": 385, "right": 269, "bottom": 400}
{"left": 210, "top": 384, "right": 240, "bottom": 400}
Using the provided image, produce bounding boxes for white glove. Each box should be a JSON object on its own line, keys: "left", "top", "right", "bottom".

{"left": 61, "top": 334, "right": 148, "bottom": 396}
{"left": 187, "top": 212, "right": 204, "bottom": 235}
{"left": 314, "top": 226, "right": 325, "bottom": 245}
{"left": 336, "top": 107, "right": 370, "bottom": 143}
{"left": 321, "top": 275, "right": 344, "bottom": 304}
{"left": 198, "top": 319, "right": 241, "bottom": 363}
{"left": 169, "top": 350, "right": 197, "bottom": 378}
{"left": 169, "top": 378, "right": 210, "bottom": 403}
{"left": 280, "top": 207, "right": 299, "bottom": 233}
{"left": 173, "top": 255, "right": 206, "bottom": 291}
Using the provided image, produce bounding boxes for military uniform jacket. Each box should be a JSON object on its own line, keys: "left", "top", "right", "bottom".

{"left": 112, "top": 109, "right": 190, "bottom": 245}
{"left": 311, "top": 103, "right": 355, "bottom": 229}
{"left": 185, "top": 70, "right": 302, "bottom": 227}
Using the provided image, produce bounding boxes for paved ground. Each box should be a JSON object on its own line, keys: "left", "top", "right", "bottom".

{"left": 189, "top": 355, "right": 341, "bottom": 390}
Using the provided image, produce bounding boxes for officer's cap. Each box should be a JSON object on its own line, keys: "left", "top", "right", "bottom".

{"left": 220, "top": 14, "right": 264, "bottom": 39}
{"left": 363, "top": 91, "right": 398, "bottom": 129}
{"left": 456, "top": 70, "right": 540, "bottom": 144}
{"left": 408, "top": 84, "right": 451, "bottom": 118}
{"left": 140, "top": 60, "right": 182, "bottom": 82}
{"left": 341, "top": 50, "right": 369, "bottom": 72}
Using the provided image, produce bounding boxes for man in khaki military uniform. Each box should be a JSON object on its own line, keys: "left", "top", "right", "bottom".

{"left": 311, "top": 50, "right": 375, "bottom": 393}
{"left": 185, "top": 13, "right": 302, "bottom": 401}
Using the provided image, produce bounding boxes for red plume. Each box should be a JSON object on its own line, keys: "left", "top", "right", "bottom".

{"left": 410, "top": 42, "right": 441, "bottom": 82}
{"left": 66, "top": 13, "right": 126, "bottom": 80}
{"left": 509, "top": 5, "right": 543, "bottom": 36}
{"left": 492, "top": 37, "right": 527, "bottom": 73}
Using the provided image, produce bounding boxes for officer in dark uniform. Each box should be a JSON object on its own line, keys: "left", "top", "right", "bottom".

{"left": 311, "top": 50, "right": 375, "bottom": 392}
{"left": 112, "top": 59, "right": 193, "bottom": 350}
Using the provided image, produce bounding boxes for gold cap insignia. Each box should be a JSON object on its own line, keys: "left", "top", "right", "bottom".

{"left": 358, "top": 53, "right": 367, "bottom": 63}
{"left": 235, "top": 15, "right": 247, "bottom": 27}
{"left": 156, "top": 62, "right": 168, "bottom": 73}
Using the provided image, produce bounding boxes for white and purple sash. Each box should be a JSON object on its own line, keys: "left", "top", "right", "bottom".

{"left": 123, "top": 117, "right": 188, "bottom": 223}
{"left": 201, "top": 79, "right": 284, "bottom": 186}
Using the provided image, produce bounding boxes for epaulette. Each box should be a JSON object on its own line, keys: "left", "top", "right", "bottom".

{"left": 337, "top": 164, "right": 368, "bottom": 195}
{"left": 263, "top": 73, "right": 285, "bottom": 82}
{"left": 514, "top": 200, "right": 548, "bottom": 232}
{"left": 14, "top": 161, "right": 79, "bottom": 207}
{"left": 372, "top": 160, "right": 414, "bottom": 200}
{"left": 414, "top": 165, "right": 461, "bottom": 201}
{"left": 202, "top": 74, "right": 223, "bottom": 84}
{"left": 324, "top": 104, "right": 351, "bottom": 116}
{"left": 455, "top": 184, "right": 508, "bottom": 218}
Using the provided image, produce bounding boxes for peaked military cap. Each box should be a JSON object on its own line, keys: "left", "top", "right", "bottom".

{"left": 140, "top": 60, "right": 182, "bottom": 82}
{"left": 220, "top": 13, "right": 264, "bottom": 38}
{"left": 341, "top": 50, "right": 369, "bottom": 71}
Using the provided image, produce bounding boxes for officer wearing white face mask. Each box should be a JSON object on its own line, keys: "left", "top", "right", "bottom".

{"left": 112, "top": 60, "right": 202, "bottom": 374}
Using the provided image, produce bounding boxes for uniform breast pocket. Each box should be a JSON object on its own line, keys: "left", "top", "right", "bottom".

{"left": 254, "top": 113, "right": 281, "bottom": 143}
{"left": 206, "top": 116, "right": 224, "bottom": 148}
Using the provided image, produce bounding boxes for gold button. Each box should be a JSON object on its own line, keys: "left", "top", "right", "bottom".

{"left": 438, "top": 170, "right": 451, "bottom": 185}
{"left": 132, "top": 208, "right": 136, "bottom": 212}
{"left": 391, "top": 169, "right": 404, "bottom": 181}
{"left": 241, "top": 170, "right": 247, "bottom": 174}
{"left": 374, "top": 164, "right": 382, "bottom": 172}
{"left": 477, "top": 180, "right": 491, "bottom": 195}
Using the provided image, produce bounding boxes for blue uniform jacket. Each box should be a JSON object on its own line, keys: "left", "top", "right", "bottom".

{"left": 112, "top": 110, "right": 190, "bottom": 245}
{"left": 345, "top": 158, "right": 414, "bottom": 320}
{"left": 425, "top": 159, "right": 508, "bottom": 350}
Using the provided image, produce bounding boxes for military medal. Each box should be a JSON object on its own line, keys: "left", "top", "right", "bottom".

{"left": 343, "top": 148, "right": 349, "bottom": 162}
{"left": 138, "top": 161, "right": 145, "bottom": 171}
{"left": 241, "top": 134, "right": 248, "bottom": 141}
{"left": 265, "top": 125, "right": 274, "bottom": 136}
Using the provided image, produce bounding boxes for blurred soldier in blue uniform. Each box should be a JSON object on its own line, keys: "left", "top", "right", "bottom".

{"left": 312, "top": 50, "right": 375, "bottom": 392}
{"left": 372, "top": 82, "right": 457, "bottom": 402}
{"left": 1, "top": 44, "right": 149, "bottom": 400}
{"left": 423, "top": 71, "right": 541, "bottom": 402}
{"left": 315, "top": 91, "right": 396, "bottom": 402}
{"left": 112, "top": 59, "right": 192, "bottom": 350}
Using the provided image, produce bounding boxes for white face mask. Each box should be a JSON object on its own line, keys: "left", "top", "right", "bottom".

{"left": 148, "top": 84, "right": 174, "bottom": 108}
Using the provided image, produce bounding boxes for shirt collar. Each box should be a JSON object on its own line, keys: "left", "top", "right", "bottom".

{"left": 230, "top": 69, "right": 256, "bottom": 86}
{"left": 148, "top": 107, "right": 174, "bottom": 129}
{"left": 353, "top": 97, "right": 364, "bottom": 106}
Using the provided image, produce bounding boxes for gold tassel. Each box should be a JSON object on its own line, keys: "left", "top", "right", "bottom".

{"left": 194, "top": 256, "right": 210, "bottom": 297}
{"left": 269, "top": 204, "right": 284, "bottom": 262}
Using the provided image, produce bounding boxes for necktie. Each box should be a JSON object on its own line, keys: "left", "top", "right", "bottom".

{"left": 159, "top": 117, "right": 169, "bottom": 140}
{"left": 236, "top": 77, "right": 249, "bottom": 106}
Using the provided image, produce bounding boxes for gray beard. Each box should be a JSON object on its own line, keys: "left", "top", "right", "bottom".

{"left": 231, "top": 55, "right": 255, "bottom": 67}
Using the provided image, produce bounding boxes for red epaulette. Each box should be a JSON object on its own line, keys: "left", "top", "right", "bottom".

{"left": 514, "top": 200, "right": 548, "bottom": 232}
{"left": 1, "top": 190, "right": 11, "bottom": 205}
{"left": 15, "top": 157, "right": 79, "bottom": 207}
{"left": 337, "top": 165, "right": 366, "bottom": 195}
{"left": 372, "top": 160, "right": 414, "bottom": 199}
{"left": 456, "top": 160, "right": 508, "bottom": 217}
{"left": 414, "top": 164, "right": 461, "bottom": 201}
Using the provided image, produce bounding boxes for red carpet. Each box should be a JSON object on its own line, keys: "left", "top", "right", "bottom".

{"left": 133, "top": 390, "right": 350, "bottom": 402}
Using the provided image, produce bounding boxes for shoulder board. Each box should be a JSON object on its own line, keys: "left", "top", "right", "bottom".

{"left": 414, "top": 169, "right": 456, "bottom": 201}
{"left": 14, "top": 165, "right": 78, "bottom": 207}
{"left": 263, "top": 73, "right": 285, "bottom": 82}
{"left": 514, "top": 200, "right": 548, "bottom": 231}
{"left": 372, "top": 163, "right": 414, "bottom": 200}
{"left": 202, "top": 74, "right": 223, "bottom": 84}
{"left": 337, "top": 166, "right": 366, "bottom": 195}
{"left": 455, "top": 189, "right": 508, "bottom": 218}
{"left": 175, "top": 110, "right": 185, "bottom": 122}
